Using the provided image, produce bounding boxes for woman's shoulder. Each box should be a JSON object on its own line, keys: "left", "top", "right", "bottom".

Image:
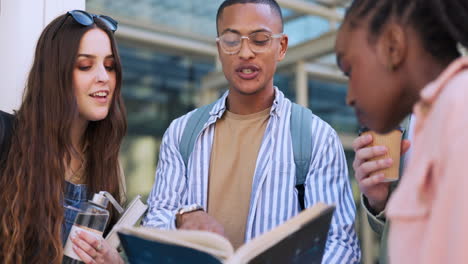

{"left": 437, "top": 58, "right": 468, "bottom": 95}
{"left": 445, "top": 68, "right": 468, "bottom": 91}
{"left": 419, "top": 58, "right": 468, "bottom": 109}
{"left": 0, "top": 110, "right": 15, "bottom": 151}
{"left": 0, "top": 110, "right": 14, "bottom": 122}
{"left": 0, "top": 110, "right": 14, "bottom": 132}
{"left": 437, "top": 68, "right": 468, "bottom": 108}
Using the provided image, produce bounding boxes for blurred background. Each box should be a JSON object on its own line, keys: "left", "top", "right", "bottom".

{"left": 0, "top": 0, "right": 379, "bottom": 263}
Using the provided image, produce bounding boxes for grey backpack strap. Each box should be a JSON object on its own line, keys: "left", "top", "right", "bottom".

{"left": 290, "top": 103, "right": 313, "bottom": 210}
{"left": 180, "top": 103, "right": 215, "bottom": 167}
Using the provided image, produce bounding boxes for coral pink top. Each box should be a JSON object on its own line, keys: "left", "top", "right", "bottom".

{"left": 387, "top": 57, "right": 468, "bottom": 264}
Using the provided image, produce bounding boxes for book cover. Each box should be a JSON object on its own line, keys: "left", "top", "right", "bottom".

{"left": 105, "top": 195, "right": 148, "bottom": 248}
{"left": 118, "top": 202, "right": 334, "bottom": 264}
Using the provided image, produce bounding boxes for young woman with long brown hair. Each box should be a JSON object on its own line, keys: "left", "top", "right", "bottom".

{"left": 0, "top": 10, "right": 127, "bottom": 263}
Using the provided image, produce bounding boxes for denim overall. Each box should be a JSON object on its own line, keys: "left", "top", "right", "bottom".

{"left": 62, "top": 181, "right": 88, "bottom": 245}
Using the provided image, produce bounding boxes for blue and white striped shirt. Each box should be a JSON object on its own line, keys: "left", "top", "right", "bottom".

{"left": 144, "top": 87, "right": 361, "bottom": 263}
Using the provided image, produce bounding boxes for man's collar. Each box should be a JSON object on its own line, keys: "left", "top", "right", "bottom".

{"left": 209, "top": 86, "right": 285, "bottom": 118}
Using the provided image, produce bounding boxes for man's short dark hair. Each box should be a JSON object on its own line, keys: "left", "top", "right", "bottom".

{"left": 216, "top": 0, "right": 284, "bottom": 35}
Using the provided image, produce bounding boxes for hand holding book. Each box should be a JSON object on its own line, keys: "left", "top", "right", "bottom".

{"left": 118, "top": 202, "right": 335, "bottom": 264}
{"left": 177, "top": 209, "right": 226, "bottom": 238}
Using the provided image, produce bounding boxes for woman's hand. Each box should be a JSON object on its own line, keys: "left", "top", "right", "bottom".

{"left": 71, "top": 230, "right": 124, "bottom": 264}
{"left": 353, "top": 133, "right": 410, "bottom": 213}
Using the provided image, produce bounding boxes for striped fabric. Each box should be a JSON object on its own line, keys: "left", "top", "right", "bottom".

{"left": 143, "top": 87, "right": 361, "bottom": 263}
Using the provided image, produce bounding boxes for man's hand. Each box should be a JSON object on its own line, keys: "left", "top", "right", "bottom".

{"left": 178, "top": 210, "right": 225, "bottom": 237}
{"left": 353, "top": 133, "right": 411, "bottom": 213}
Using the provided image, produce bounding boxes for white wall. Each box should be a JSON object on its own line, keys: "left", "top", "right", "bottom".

{"left": 0, "top": 0, "right": 85, "bottom": 113}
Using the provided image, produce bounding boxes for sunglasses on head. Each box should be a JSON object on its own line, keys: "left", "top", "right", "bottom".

{"left": 52, "top": 10, "right": 118, "bottom": 39}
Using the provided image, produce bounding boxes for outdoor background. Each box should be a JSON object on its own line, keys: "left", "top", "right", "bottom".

{"left": 90, "top": 1, "right": 380, "bottom": 262}
{"left": 0, "top": 0, "right": 380, "bottom": 263}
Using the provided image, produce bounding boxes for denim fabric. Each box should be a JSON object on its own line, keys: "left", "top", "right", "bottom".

{"left": 62, "top": 181, "right": 88, "bottom": 245}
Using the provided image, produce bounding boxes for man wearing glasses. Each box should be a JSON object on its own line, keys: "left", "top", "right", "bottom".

{"left": 144, "top": 0, "right": 360, "bottom": 262}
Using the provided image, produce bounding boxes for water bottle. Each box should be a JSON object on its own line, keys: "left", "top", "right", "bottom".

{"left": 63, "top": 191, "right": 123, "bottom": 264}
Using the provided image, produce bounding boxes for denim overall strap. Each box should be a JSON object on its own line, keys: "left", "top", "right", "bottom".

{"left": 62, "top": 181, "right": 88, "bottom": 244}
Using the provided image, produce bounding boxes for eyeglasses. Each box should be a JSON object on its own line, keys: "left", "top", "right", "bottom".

{"left": 53, "top": 10, "right": 118, "bottom": 39}
{"left": 216, "top": 31, "right": 284, "bottom": 55}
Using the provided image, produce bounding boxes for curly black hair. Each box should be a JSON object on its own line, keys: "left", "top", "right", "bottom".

{"left": 344, "top": 0, "right": 468, "bottom": 63}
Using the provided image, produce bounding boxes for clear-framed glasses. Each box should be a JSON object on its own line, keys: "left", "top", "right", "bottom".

{"left": 216, "top": 31, "right": 284, "bottom": 55}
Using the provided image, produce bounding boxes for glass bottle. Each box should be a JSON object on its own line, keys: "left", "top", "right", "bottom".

{"left": 62, "top": 191, "right": 123, "bottom": 264}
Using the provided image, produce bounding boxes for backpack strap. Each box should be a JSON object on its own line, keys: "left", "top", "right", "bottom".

{"left": 290, "top": 103, "right": 313, "bottom": 211}
{"left": 179, "top": 102, "right": 313, "bottom": 211}
{"left": 179, "top": 103, "right": 215, "bottom": 167}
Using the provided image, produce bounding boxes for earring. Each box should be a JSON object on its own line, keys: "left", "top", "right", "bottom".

{"left": 457, "top": 43, "right": 468, "bottom": 57}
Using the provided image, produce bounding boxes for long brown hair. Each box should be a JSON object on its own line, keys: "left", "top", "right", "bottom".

{"left": 0, "top": 13, "right": 127, "bottom": 263}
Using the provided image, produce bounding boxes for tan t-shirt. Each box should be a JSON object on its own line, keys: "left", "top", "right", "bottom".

{"left": 207, "top": 107, "right": 270, "bottom": 249}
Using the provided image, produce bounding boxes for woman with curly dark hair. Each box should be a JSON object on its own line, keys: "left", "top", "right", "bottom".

{"left": 336, "top": 0, "right": 468, "bottom": 263}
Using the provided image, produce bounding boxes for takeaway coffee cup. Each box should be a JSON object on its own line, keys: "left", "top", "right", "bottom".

{"left": 359, "top": 127, "right": 404, "bottom": 182}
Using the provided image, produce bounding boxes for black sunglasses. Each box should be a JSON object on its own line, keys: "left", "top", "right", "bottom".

{"left": 53, "top": 10, "right": 118, "bottom": 39}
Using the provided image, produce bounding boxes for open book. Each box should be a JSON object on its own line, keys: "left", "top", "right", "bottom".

{"left": 105, "top": 195, "right": 148, "bottom": 248}
{"left": 118, "top": 202, "right": 334, "bottom": 264}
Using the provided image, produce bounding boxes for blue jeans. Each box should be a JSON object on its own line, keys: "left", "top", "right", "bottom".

{"left": 62, "top": 181, "right": 88, "bottom": 245}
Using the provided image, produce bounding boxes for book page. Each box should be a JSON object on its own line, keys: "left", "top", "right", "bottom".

{"left": 226, "top": 202, "right": 330, "bottom": 264}
{"left": 119, "top": 227, "right": 235, "bottom": 261}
